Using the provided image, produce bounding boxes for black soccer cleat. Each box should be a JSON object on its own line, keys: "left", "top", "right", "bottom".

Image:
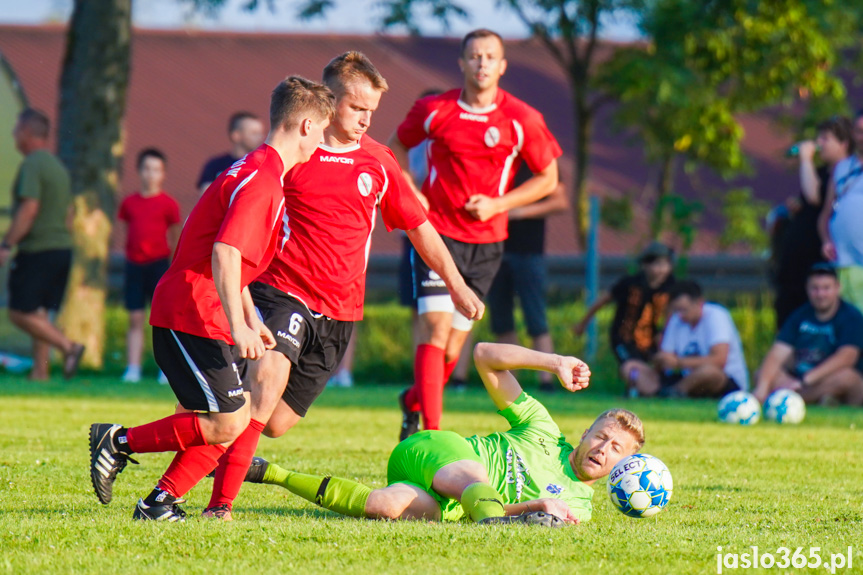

{"left": 89, "top": 423, "right": 138, "bottom": 505}
{"left": 398, "top": 389, "right": 420, "bottom": 442}
{"left": 479, "top": 511, "right": 566, "bottom": 528}
{"left": 133, "top": 496, "right": 187, "bottom": 522}
{"left": 245, "top": 456, "right": 269, "bottom": 484}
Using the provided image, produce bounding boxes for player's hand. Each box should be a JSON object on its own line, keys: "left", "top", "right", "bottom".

{"left": 464, "top": 195, "right": 500, "bottom": 222}
{"left": 822, "top": 241, "right": 837, "bottom": 262}
{"left": 555, "top": 355, "right": 590, "bottom": 392}
{"left": 248, "top": 315, "right": 276, "bottom": 350}
{"left": 231, "top": 324, "right": 267, "bottom": 360}
{"left": 451, "top": 283, "right": 485, "bottom": 321}
{"left": 537, "top": 499, "right": 580, "bottom": 525}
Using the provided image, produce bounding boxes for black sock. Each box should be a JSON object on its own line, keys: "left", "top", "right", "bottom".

{"left": 143, "top": 488, "right": 176, "bottom": 506}
{"left": 114, "top": 427, "right": 134, "bottom": 455}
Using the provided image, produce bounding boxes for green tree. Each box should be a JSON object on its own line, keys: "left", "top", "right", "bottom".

{"left": 599, "top": 0, "right": 847, "bottom": 239}
{"left": 57, "top": 0, "right": 132, "bottom": 368}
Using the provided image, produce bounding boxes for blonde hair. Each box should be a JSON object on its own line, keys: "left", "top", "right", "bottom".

{"left": 270, "top": 75, "right": 335, "bottom": 131}
{"left": 322, "top": 51, "right": 388, "bottom": 96}
{"left": 591, "top": 409, "right": 645, "bottom": 451}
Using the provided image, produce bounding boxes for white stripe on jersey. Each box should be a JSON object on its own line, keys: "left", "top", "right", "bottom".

{"left": 497, "top": 119, "right": 524, "bottom": 196}
{"left": 280, "top": 208, "right": 291, "bottom": 251}
{"left": 228, "top": 169, "right": 259, "bottom": 207}
{"left": 423, "top": 110, "right": 439, "bottom": 134}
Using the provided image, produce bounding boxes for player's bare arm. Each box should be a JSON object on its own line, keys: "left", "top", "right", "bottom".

{"left": 753, "top": 342, "right": 794, "bottom": 401}
{"left": 465, "top": 159, "right": 558, "bottom": 222}
{"left": 508, "top": 180, "right": 569, "bottom": 220}
{"left": 405, "top": 221, "right": 484, "bottom": 321}
{"left": 241, "top": 285, "right": 276, "bottom": 351}
{"left": 0, "top": 198, "right": 39, "bottom": 266}
{"left": 212, "top": 241, "right": 267, "bottom": 360}
{"left": 473, "top": 342, "right": 591, "bottom": 410}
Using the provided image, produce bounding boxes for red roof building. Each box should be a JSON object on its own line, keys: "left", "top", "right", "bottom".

{"left": 0, "top": 25, "right": 803, "bottom": 255}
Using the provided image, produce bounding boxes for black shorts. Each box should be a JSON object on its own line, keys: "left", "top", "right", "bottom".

{"left": 411, "top": 235, "right": 504, "bottom": 302}
{"left": 660, "top": 371, "right": 741, "bottom": 398}
{"left": 8, "top": 249, "right": 72, "bottom": 313}
{"left": 152, "top": 327, "right": 249, "bottom": 414}
{"left": 612, "top": 342, "right": 655, "bottom": 365}
{"left": 250, "top": 282, "right": 353, "bottom": 417}
{"left": 124, "top": 258, "right": 170, "bottom": 311}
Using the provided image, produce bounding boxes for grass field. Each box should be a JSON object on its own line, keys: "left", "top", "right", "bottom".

{"left": 1, "top": 374, "right": 861, "bottom": 574}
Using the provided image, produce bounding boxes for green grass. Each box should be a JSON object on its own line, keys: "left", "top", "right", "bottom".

{"left": 1, "top": 375, "right": 861, "bottom": 574}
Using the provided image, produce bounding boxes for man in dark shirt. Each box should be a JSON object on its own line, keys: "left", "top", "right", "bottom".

{"left": 196, "top": 112, "right": 265, "bottom": 194}
{"left": 754, "top": 263, "right": 863, "bottom": 405}
{"left": 574, "top": 242, "right": 675, "bottom": 396}
{"left": 774, "top": 116, "right": 852, "bottom": 328}
{"left": 487, "top": 164, "right": 568, "bottom": 392}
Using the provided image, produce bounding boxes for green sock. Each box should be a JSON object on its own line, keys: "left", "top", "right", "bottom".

{"left": 267, "top": 468, "right": 371, "bottom": 518}
{"left": 460, "top": 482, "right": 506, "bottom": 522}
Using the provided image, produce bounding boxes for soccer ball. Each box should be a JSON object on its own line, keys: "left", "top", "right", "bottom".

{"left": 607, "top": 454, "right": 673, "bottom": 518}
{"left": 717, "top": 391, "right": 761, "bottom": 424}
{"left": 764, "top": 389, "right": 806, "bottom": 424}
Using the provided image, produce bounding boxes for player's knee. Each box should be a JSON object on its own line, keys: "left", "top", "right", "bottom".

{"left": 208, "top": 413, "right": 250, "bottom": 444}
{"left": 363, "top": 490, "right": 400, "bottom": 520}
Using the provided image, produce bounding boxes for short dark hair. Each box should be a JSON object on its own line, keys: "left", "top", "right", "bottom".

{"left": 322, "top": 51, "right": 388, "bottom": 97}
{"left": 817, "top": 116, "right": 854, "bottom": 154}
{"left": 460, "top": 29, "right": 505, "bottom": 58}
{"left": 270, "top": 75, "right": 335, "bottom": 132}
{"left": 228, "top": 111, "right": 259, "bottom": 134}
{"left": 807, "top": 262, "right": 839, "bottom": 280}
{"left": 669, "top": 279, "right": 703, "bottom": 302}
{"left": 137, "top": 147, "right": 166, "bottom": 171}
{"left": 18, "top": 108, "right": 50, "bottom": 139}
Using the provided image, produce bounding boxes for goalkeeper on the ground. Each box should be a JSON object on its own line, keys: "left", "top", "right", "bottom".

{"left": 245, "top": 343, "right": 644, "bottom": 526}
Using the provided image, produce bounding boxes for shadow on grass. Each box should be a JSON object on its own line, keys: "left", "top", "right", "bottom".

{"left": 240, "top": 506, "right": 344, "bottom": 521}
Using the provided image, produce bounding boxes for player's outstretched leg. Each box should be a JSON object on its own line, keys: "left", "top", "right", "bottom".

{"left": 256, "top": 459, "right": 372, "bottom": 518}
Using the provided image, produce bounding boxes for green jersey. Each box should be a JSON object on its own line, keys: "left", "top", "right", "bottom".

{"left": 12, "top": 149, "right": 72, "bottom": 253}
{"left": 465, "top": 392, "right": 594, "bottom": 521}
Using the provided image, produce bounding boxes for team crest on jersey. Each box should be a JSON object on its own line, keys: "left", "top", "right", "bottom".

{"left": 484, "top": 126, "right": 500, "bottom": 148}
{"left": 546, "top": 484, "right": 564, "bottom": 495}
{"left": 357, "top": 172, "right": 373, "bottom": 196}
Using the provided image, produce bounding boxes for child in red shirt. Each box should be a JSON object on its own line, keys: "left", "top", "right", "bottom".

{"left": 117, "top": 148, "right": 180, "bottom": 382}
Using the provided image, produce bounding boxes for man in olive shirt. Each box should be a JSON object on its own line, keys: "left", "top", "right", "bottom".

{"left": 0, "top": 108, "right": 84, "bottom": 379}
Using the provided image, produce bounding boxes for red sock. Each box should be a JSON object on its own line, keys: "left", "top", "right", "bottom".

{"left": 126, "top": 412, "right": 207, "bottom": 453}
{"left": 207, "top": 419, "right": 266, "bottom": 509}
{"left": 415, "top": 343, "right": 445, "bottom": 430}
{"left": 157, "top": 443, "right": 227, "bottom": 498}
{"left": 443, "top": 358, "right": 459, "bottom": 383}
{"left": 404, "top": 385, "right": 420, "bottom": 412}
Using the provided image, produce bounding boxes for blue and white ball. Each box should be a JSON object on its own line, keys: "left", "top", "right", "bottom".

{"left": 607, "top": 454, "right": 673, "bottom": 518}
{"left": 718, "top": 391, "right": 761, "bottom": 424}
{"left": 764, "top": 389, "right": 806, "bottom": 424}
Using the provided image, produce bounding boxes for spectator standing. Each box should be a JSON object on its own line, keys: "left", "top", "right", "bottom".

{"left": 820, "top": 111, "right": 863, "bottom": 312}
{"left": 196, "top": 112, "right": 265, "bottom": 194}
{"left": 651, "top": 280, "right": 749, "bottom": 398}
{"left": 753, "top": 263, "right": 863, "bottom": 406}
{"left": 487, "top": 163, "right": 569, "bottom": 392}
{"left": 774, "top": 116, "right": 852, "bottom": 328}
{"left": 117, "top": 148, "right": 181, "bottom": 383}
{"left": 0, "top": 108, "right": 84, "bottom": 379}
{"left": 574, "top": 242, "right": 675, "bottom": 396}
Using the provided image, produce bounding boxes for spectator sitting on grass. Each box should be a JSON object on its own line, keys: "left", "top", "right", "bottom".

{"left": 648, "top": 280, "right": 749, "bottom": 398}
{"left": 574, "top": 242, "right": 675, "bottom": 397}
{"left": 753, "top": 263, "right": 863, "bottom": 406}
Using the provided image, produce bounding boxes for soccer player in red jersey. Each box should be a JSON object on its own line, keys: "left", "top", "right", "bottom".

{"left": 87, "top": 76, "right": 336, "bottom": 521}
{"left": 200, "top": 52, "right": 484, "bottom": 520}
{"left": 388, "top": 29, "right": 562, "bottom": 437}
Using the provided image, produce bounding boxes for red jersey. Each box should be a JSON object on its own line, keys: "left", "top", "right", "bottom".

{"left": 118, "top": 191, "right": 181, "bottom": 263}
{"left": 257, "top": 136, "right": 427, "bottom": 321}
{"left": 397, "top": 88, "right": 561, "bottom": 244}
{"left": 150, "top": 144, "right": 286, "bottom": 343}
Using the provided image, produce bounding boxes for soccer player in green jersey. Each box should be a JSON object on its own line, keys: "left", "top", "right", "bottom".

{"left": 243, "top": 342, "right": 645, "bottom": 526}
